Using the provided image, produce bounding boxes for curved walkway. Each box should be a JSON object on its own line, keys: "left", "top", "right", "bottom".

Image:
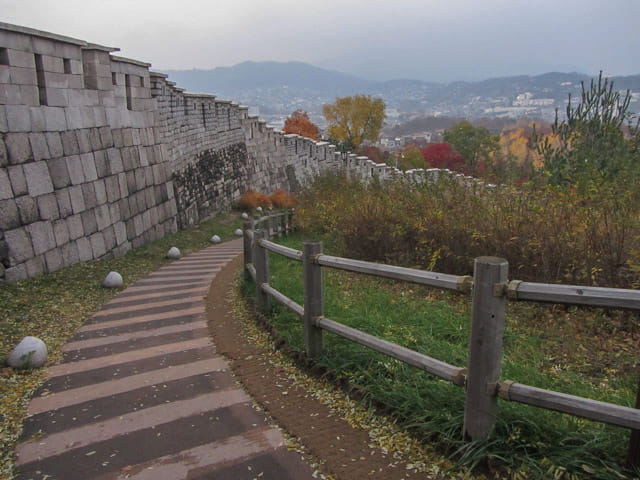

{"left": 13, "top": 239, "right": 317, "bottom": 480}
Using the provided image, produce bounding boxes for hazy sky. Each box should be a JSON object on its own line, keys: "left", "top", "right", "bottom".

{"left": 1, "top": 0, "right": 638, "bottom": 82}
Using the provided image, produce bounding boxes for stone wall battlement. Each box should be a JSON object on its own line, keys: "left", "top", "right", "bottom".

{"left": 0, "top": 21, "right": 415, "bottom": 283}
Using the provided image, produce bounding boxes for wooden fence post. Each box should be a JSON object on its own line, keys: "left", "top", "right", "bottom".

{"left": 464, "top": 256, "right": 509, "bottom": 440}
{"left": 242, "top": 221, "right": 252, "bottom": 281}
{"left": 280, "top": 212, "right": 287, "bottom": 236}
{"left": 253, "top": 230, "right": 270, "bottom": 313}
{"left": 303, "top": 241, "right": 324, "bottom": 358}
{"left": 288, "top": 210, "right": 294, "bottom": 234}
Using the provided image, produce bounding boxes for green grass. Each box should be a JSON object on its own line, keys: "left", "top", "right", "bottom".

{"left": 0, "top": 212, "right": 244, "bottom": 480}
{"left": 251, "top": 233, "right": 639, "bottom": 480}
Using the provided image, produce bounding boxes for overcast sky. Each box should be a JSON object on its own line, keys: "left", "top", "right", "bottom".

{"left": 1, "top": 0, "right": 638, "bottom": 82}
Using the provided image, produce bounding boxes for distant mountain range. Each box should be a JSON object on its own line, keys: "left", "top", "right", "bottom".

{"left": 163, "top": 61, "right": 640, "bottom": 123}
{"left": 165, "top": 61, "right": 376, "bottom": 97}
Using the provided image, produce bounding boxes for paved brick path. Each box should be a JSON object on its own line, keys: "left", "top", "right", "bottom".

{"left": 13, "top": 239, "right": 317, "bottom": 480}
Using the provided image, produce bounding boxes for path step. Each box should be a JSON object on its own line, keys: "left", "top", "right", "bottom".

{"left": 14, "top": 239, "right": 317, "bottom": 480}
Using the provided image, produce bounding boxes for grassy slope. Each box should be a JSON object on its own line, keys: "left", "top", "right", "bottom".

{"left": 260, "top": 234, "right": 638, "bottom": 480}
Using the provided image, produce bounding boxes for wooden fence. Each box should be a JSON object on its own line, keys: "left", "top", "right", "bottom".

{"left": 242, "top": 211, "right": 640, "bottom": 465}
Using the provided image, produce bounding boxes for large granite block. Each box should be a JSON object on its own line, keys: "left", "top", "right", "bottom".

{"left": 81, "top": 209, "right": 97, "bottom": 235}
{"left": 103, "top": 225, "right": 116, "bottom": 251}
{"left": 89, "top": 128, "right": 102, "bottom": 150}
{"left": 44, "top": 132, "right": 64, "bottom": 158}
{"left": 27, "top": 221, "right": 56, "bottom": 256}
{"left": 108, "top": 202, "right": 120, "bottom": 224}
{"left": 7, "top": 165, "right": 27, "bottom": 196}
{"left": 43, "top": 107, "right": 67, "bottom": 131}
{"left": 5, "top": 133, "right": 32, "bottom": 164}
{"left": 95, "top": 204, "right": 111, "bottom": 230}
{"left": 66, "top": 155, "right": 85, "bottom": 185}
{"left": 5, "top": 264, "right": 28, "bottom": 283}
{"left": 66, "top": 214, "right": 84, "bottom": 240}
{"left": 68, "top": 184, "right": 85, "bottom": 214}
{"left": 61, "top": 130, "right": 80, "bottom": 156}
{"left": 0, "top": 199, "right": 20, "bottom": 230}
{"left": 5, "top": 227, "right": 34, "bottom": 264}
{"left": 80, "top": 152, "right": 98, "bottom": 181}
{"left": 23, "top": 161, "right": 54, "bottom": 196}
{"left": 37, "top": 193, "right": 60, "bottom": 220}
{"left": 5, "top": 105, "right": 31, "bottom": 132}
{"left": 53, "top": 219, "right": 70, "bottom": 245}
{"left": 29, "top": 107, "right": 46, "bottom": 132}
{"left": 47, "top": 157, "right": 70, "bottom": 188}
{"left": 81, "top": 182, "right": 97, "bottom": 209}
{"left": 46, "top": 88, "right": 69, "bottom": 108}
{"left": 16, "top": 195, "right": 39, "bottom": 224}
{"left": 114, "top": 220, "right": 127, "bottom": 245}
{"left": 75, "top": 129, "right": 91, "bottom": 153}
{"left": 93, "top": 179, "right": 107, "bottom": 205}
{"left": 0, "top": 168, "right": 12, "bottom": 200}
{"left": 117, "top": 172, "right": 128, "bottom": 198}
{"left": 76, "top": 236, "right": 93, "bottom": 262}
{"left": 99, "top": 127, "right": 114, "bottom": 148}
{"left": 44, "top": 248, "right": 63, "bottom": 273}
{"left": 104, "top": 175, "right": 120, "bottom": 203}
{"left": 61, "top": 241, "right": 80, "bottom": 266}
{"left": 93, "top": 150, "right": 108, "bottom": 177}
{"left": 25, "top": 255, "right": 45, "bottom": 278}
{"left": 55, "top": 189, "right": 72, "bottom": 218}
{"left": 29, "top": 133, "right": 50, "bottom": 161}
{"left": 106, "top": 148, "right": 123, "bottom": 173}
{"left": 89, "top": 232, "right": 106, "bottom": 258}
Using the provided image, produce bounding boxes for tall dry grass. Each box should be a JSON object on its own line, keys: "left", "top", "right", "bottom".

{"left": 294, "top": 172, "right": 640, "bottom": 289}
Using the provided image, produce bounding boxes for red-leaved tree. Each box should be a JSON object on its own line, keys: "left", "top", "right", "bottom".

{"left": 421, "top": 143, "right": 465, "bottom": 171}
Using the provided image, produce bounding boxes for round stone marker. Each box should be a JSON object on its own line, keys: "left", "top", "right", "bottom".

{"left": 210, "top": 235, "right": 221, "bottom": 244}
{"left": 166, "top": 247, "right": 181, "bottom": 259}
{"left": 103, "top": 271, "right": 123, "bottom": 288}
{"left": 256, "top": 206, "right": 263, "bottom": 212}
{"left": 241, "top": 212, "right": 249, "bottom": 219}
{"left": 8, "top": 336, "right": 48, "bottom": 369}
{"left": 234, "top": 228, "right": 243, "bottom": 236}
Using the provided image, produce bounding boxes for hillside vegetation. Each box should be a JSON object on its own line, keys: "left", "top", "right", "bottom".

{"left": 252, "top": 73, "right": 640, "bottom": 479}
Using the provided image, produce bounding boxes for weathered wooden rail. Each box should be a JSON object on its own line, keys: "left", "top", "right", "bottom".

{"left": 242, "top": 211, "right": 640, "bottom": 464}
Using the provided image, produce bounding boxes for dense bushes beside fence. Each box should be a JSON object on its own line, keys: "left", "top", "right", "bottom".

{"left": 294, "top": 172, "right": 640, "bottom": 289}
{"left": 255, "top": 235, "right": 635, "bottom": 479}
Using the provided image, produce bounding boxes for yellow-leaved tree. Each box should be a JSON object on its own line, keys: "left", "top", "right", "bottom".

{"left": 323, "top": 95, "right": 385, "bottom": 150}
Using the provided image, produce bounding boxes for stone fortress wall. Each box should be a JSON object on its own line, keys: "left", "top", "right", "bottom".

{"left": 0, "top": 22, "right": 418, "bottom": 284}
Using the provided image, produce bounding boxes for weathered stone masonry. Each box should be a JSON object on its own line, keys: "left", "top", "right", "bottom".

{"left": 0, "top": 22, "right": 401, "bottom": 283}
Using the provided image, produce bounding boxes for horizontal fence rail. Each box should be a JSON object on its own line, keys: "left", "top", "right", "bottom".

{"left": 241, "top": 217, "right": 640, "bottom": 464}
{"left": 317, "top": 255, "right": 473, "bottom": 292}
{"left": 508, "top": 280, "right": 640, "bottom": 310}
{"left": 497, "top": 380, "right": 640, "bottom": 431}
{"left": 315, "top": 316, "right": 466, "bottom": 385}
{"left": 262, "top": 283, "right": 304, "bottom": 317}
{"left": 260, "top": 239, "right": 303, "bottom": 261}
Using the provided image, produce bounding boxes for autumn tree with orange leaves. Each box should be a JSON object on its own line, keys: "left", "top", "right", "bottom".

{"left": 283, "top": 110, "right": 320, "bottom": 141}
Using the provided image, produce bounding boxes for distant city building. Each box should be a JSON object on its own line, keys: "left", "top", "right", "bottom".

{"left": 513, "top": 92, "right": 554, "bottom": 107}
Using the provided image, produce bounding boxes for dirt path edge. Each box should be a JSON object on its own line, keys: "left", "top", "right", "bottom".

{"left": 205, "top": 255, "right": 430, "bottom": 480}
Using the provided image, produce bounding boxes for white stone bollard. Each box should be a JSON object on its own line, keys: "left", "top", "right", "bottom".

{"left": 234, "top": 228, "right": 243, "bottom": 236}
{"left": 210, "top": 235, "right": 221, "bottom": 244}
{"left": 103, "top": 271, "right": 123, "bottom": 288}
{"left": 241, "top": 212, "right": 249, "bottom": 220}
{"left": 8, "top": 336, "right": 48, "bottom": 369}
{"left": 166, "top": 247, "right": 181, "bottom": 259}
{"left": 256, "top": 206, "right": 263, "bottom": 213}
